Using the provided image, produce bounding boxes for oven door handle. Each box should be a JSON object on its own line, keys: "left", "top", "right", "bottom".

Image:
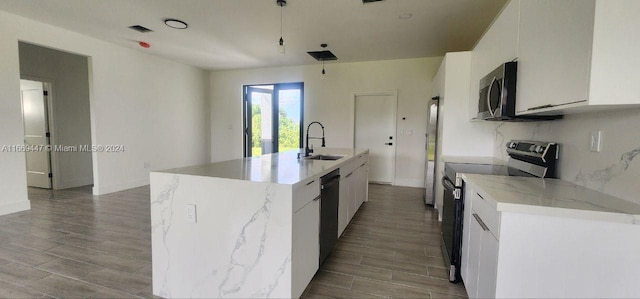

{"left": 442, "top": 177, "right": 455, "bottom": 191}
{"left": 442, "top": 177, "right": 461, "bottom": 199}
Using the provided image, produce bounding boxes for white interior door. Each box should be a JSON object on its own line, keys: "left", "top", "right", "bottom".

{"left": 20, "top": 79, "right": 52, "bottom": 189}
{"left": 354, "top": 93, "right": 396, "bottom": 184}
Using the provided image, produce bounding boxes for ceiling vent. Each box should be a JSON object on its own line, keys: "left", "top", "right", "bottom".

{"left": 128, "top": 25, "right": 153, "bottom": 33}
{"left": 307, "top": 51, "right": 338, "bottom": 61}
{"left": 362, "top": 0, "right": 385, "bottom": 4}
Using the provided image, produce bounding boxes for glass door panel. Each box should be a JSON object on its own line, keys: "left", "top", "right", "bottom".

{"left": 248, "top": 86, "right": 273, "bottom": 156}
{"left": 277, "top": 89, "right": 301, "bottom": 153}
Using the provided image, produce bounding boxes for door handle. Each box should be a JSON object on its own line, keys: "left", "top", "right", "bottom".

{"left": 385, "top": 142, "right": 393, "bottom": 146}
{"left": 473, "top": 213, "right": 490, "bottom": 231}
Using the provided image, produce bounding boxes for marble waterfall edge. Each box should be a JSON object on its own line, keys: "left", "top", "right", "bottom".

{"left": 150, "top": 173, "right": 292, "bottom": 298}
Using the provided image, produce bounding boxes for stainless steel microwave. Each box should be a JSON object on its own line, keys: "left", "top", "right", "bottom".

{"left": 478, "top": 62, "right": 517, "bottom": 120}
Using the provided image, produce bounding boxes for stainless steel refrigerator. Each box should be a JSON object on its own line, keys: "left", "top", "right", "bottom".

{"left": 424, "top": 96, "right": 440, "bottom": 205}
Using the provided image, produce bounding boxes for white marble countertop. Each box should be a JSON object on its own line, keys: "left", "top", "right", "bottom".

{"left": 154, "top": 148, "right": 368, "bottom": 185}
{"left": 462, "top": 174, "right": 640, "bottom": 225}
{"left": 441, "top": 155, "right": 506, "bottom": 165}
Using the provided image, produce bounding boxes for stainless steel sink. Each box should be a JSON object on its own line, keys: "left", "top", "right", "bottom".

{"left": 305, "top": 154, "right": 344, "bottom": 161}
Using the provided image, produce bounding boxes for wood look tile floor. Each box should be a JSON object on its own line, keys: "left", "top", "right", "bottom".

{"left": 0, "top": 186, "right": 154, "bottom": 298}
{"left": 302, "top": 184, "right": 468, "bottom": 299}
{"left": 0, "top": 184, "right": 466, "bottom": 299}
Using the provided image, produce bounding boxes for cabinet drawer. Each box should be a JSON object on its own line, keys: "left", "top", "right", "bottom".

{"left": 356, "top": 154, "right": 368, "bottom": 169}
{"left": 293, "top": 179, "right": 320, "bottom": 213}
{"left": 470, "top": 191, "right": 501, "bottom": 240}
{"left": 340, "top": 159, "right": 359, "bottom": 178}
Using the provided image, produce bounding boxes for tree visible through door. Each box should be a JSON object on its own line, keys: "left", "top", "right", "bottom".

{"left": 244, "top": 83, "right": 303, "bottom": 157}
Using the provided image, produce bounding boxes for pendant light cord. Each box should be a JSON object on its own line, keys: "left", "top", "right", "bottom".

{"left": 280, "top": 3, "right": 284, "bottom": 42}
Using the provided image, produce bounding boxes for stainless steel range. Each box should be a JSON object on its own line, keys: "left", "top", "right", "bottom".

{"left": 440, "top": 140, "right": 559, "bottom": 283}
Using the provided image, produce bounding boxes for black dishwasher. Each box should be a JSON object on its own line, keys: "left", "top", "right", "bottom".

{"left": 319, "top": 169, "right": 340, "bottom": 266}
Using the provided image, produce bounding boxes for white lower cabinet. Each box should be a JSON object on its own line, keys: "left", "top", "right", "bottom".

{"left": 476, "top": 226, "right": 498, "bottom": 298}
{"left": 462, "top": 186, "right": 499, "bottom": 299}
{"left": 464, "top": 211, "right": 482, "bottom": 297}
{"left": 338, "top": 157, "right": 369, "bottom": 236}
{"left": 461, "top": 180, "right": 640, "bottom": 298}
{"left": 338, "top": 176, "right": 350, "bottom": 236}
{"left": 354, "top": 161, "right": 368, "bottom": 210}
{"left": 291, "top": 196, "right": 320, "bottom": 298}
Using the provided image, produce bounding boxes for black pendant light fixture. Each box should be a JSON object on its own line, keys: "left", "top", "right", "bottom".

{"left": 277, "top": 0, "right": 286, "bottom": 54}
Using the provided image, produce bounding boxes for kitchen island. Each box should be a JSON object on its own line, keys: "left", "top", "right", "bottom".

{"left": 150, "top": 148, "right": 368, "bottom": 298}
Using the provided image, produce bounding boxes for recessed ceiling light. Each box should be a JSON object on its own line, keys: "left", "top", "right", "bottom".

{"left": 164, "top": 19, "right": 188, "bottom": 29}
{"left": 399, "top": 13, "right": 413, "bottom": 20}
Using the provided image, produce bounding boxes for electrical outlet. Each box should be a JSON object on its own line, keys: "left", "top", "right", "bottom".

{"left": 186, "top": 204, "right": 197, "bottom": 223}
{"left": 590, "top": 131, "right": 602, "bottom": 152}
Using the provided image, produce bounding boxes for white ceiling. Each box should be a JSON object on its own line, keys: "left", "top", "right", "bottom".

{"left": 0, "top": 0, "right": 507, "bottom": 71}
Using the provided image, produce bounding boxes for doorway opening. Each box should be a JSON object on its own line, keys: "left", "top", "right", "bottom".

{"left": 243, "top": 82, "right": 304, "bottom": 157}
{"left": 354, "top": 91, "right": 398, "bottom": 185}
{"left": 18, "top": 42, "right": 94, "bottom": 191}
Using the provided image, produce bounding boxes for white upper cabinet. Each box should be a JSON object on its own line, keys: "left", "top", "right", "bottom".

{"left": 589, "top": 0, "right": 640, "bottom": 105}
{"left": 469, "top": 0, "right": 520, "bottom": 119}
{"left": 516, "top": 0, "right": 595, "bottom": 113}
{"left": 516, "top": 0, "right": 640, "bottom": 114}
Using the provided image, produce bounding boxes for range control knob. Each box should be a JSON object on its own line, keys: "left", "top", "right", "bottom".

{"left": 507, "top": 142, "right": 517, "bottom": 149}
{"left": 529, "top": 145, "right": 536, "bottom": 152}
{"left": 534, "top": 145, "right": 545, "bottom": 154}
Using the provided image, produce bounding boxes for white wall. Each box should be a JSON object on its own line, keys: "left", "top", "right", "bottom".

{"left": 18, "top": 42, "right": 94, "bottom": 189}
{"left": 432, "top": 52, "right": 499, "bottom": 217}
{"left": 0, "top": 10, "right": 210, "bottom": 213}
{"left": 210, "top": 57, "right": 442, "bottom": 187}
{"left": 493, "top": 108, "right": 640, "bottom": 205}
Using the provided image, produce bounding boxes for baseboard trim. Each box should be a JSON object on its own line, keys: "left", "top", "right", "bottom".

{"left": 93, "top": 178, "right": 149, "bottom": 195}
{"left": 0, "top": 200, "right": 31, "bottom": 216}
{"left": 393, "top": 178, "right": 424, "bottom": 188}
{"left": 57, "top": 177, "right": 94, "bottom": 190}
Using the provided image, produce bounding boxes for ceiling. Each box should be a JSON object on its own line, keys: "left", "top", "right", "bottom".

{"left": 0, "top": 0, "right": 507, "bottom": 71}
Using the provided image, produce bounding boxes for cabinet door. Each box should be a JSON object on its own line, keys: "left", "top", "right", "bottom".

{"left": 465, "top": 211, "right": 483, "bottom": 298}
{"left": 292, "top": 198, "right": 320, "bottom": 297}
{"left": 516, "top": 0, "right": 595, "bottom": 113}
{"left": 355, "top": 164, "right": 367, "bottom": 210}
{"left": 477, "top": 231, "right": 499, "bottom": 299}
{"left": 460, "top": 187, "right": 474, "bottom": 282}
{"left": 338, "top": 177, "right": 350, "bottom": 236}
{"left": 347, "top": 173, "right": 357, "bottom": 222}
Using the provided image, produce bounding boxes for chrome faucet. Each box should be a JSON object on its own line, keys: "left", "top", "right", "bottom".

{"left": 305, "top": 121, "right": 325, "bottom": 157}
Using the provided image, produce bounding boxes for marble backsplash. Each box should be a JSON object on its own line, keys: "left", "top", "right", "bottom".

{"left": 493, "top": 107, "right": 640, "bottom": 204}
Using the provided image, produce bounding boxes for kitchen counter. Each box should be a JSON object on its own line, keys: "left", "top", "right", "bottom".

{"left": 462, "top": 173, "right": 640, "bottom": 225}
{"left": 461, "top": 174, "right": 640, "bottom": 298}
{"left": 150, "top": 148, "right": 368, "bottom": 298}
{"left": 156, "top": 148, "right": 367, "bottom": 184}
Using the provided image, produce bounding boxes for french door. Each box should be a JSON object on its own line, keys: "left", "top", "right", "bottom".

{"left": 243, "top": 83, "right": 304, "bottom": 157}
